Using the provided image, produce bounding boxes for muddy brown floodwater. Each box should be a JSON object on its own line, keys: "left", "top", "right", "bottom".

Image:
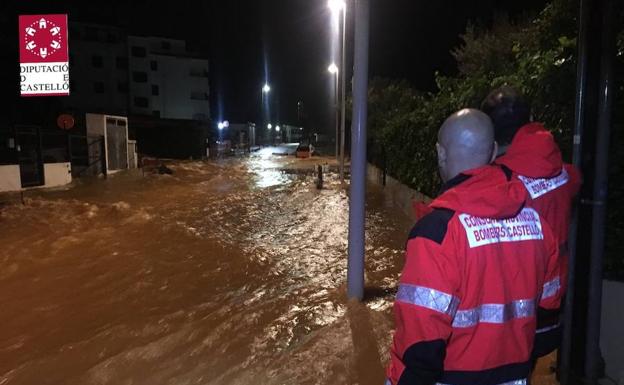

{"left": 0, "top": 150, "right": 413, "bottom": 385}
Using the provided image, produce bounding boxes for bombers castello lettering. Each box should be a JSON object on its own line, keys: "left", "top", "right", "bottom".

{"left": 460, "top": 207, "right": 544, "bottom": 248}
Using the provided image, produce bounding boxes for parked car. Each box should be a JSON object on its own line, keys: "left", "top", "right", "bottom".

{"left": 296, "top": 143, "right": 314, "bottom": 158}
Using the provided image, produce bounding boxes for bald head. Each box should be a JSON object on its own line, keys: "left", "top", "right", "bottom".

{"left": 436, "top": 108, "right": 496, "bottom": 182}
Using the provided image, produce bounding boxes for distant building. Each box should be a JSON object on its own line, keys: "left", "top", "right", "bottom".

{"left": 65, "top": 23, "right": 129, "bottom": 116}
{"left": 127, "top": 36, "right": 210, "bottom": 120}
{"left": 57, "top": 23, "right": 211, "bottom": 161}
{"left": 227, "top": 123, "right": 256, "bottom": 149}
{"left": 63, "top": 23, "right": 210, "bottom": 122}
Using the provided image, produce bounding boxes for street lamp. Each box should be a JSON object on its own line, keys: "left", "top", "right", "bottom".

{"left": 262, "top": 84, "right": 272, "bottom": 144}
{"left": 328, "top": 0, "right": 346, "bottom": 14}
{"left": 267, "top": 123, "right": 272, "bottom": 129}
{"left": 328, "top": 62, "right": 339, "bottom": 162}
{"left": 275, "top": 125, "right": 280, "bottom": 132}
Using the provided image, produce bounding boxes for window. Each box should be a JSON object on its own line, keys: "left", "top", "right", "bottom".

{"left": 134, "top": 97, "right": 148, "bottom": 108}
{"left": 94, "top": 82, "right": 105, "bottom": 93}
{"left": 150, "top": 60, "right": 158, "bottom": 71}
{"left": 132, "top": 71, "right": 147, "bottom": 83}
{"left": 161, "top": 41, "right": 171, "bottom": 50}
{"left": 152, "top": 110, "right": 161, "bottom": 118}
{"left": 117, "top": 81, "right": 128, "bottom": 93}
{"left": 190, "top": 91, "right": 208, "bottom": 100}
{"left": 151, "top": 85, "right": 159, "bottom": 96}
{"left": 131, "top": 46, "right": 146, "bottom": 57}
{"left": 91, "top": 55, "right": 103, "bottom": 68}
{"left": 116, "top": 56, "right": 128, "bottom": 69}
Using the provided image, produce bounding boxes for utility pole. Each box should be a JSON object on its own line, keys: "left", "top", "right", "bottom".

{"left": 339, "top": 3, "right": 347, "bottom": 182}
{"left": 347, "top": 0, "right": 369, "bottom": 300}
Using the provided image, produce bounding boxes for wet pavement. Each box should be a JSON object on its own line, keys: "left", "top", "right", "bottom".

{"left": 0, "top": 148, "right": 412, "bottom": 385}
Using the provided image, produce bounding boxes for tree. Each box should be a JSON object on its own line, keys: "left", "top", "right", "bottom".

{"left": 366, "top": 0, "right": 624, "bottom": 277}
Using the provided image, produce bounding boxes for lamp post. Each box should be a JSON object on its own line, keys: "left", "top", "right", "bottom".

{"left": 329, "top": 0, "right": 347, "bottom": 181}
{"left": 347, "top": 0, "right": 369, "bottom": 301}
{"left": 328, "top": 62, "right": 339, "bottom": 161}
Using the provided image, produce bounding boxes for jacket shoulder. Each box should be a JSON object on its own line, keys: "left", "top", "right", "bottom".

{"left": 408, "top": 208, "right": 455, "bottom": 244}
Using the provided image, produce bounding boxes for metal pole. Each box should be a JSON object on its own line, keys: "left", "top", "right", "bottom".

{"left": 560, "top": 0, "right": 591, "bottom": 382}
{"left": 339, "top": 4, "right": 347, "bottom": 182}
{"left": 585, "top": 0, "right": 616, "bottom": 381}
{"left": 261, "top": 91, "right": 265, "bottom": 144}
{"left": 335, "top": 74, "right": 340, "bottom": 160}
{"left": 347, "top": 0, "right": 369, "bottom": 300}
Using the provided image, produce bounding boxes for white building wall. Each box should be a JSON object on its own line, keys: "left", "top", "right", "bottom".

{"left": 0, "top": 165, "right": 21, "bottom": 192}
{"left": 0, "top": 163, "right": 72, "bottom": 192}
{"left": 128, "top": 36, "right": 153, "bottom": 117}
{"left": 43, "top": 163, "right": 72, "bottom": 188}
{"left": 150, "top": 54, "right": 209, "bottom": 120}
{"left": 128, "top": 36, "right": 209, "bottom": 120}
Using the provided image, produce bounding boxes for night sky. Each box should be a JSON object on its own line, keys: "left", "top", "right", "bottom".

{"left": 2, "top": 0, "right": 548, "bottom": 130}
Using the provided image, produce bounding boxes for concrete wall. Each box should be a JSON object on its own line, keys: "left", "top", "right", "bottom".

{"left": 366, "top": 163, "right": 430, "bottom": 221}
{"left": 0, "top": 165, "right": 21, "bottom": 192}
{"left": 0, "top": 163, "right": 71, "bottom": 192}
{"left": 43, "top": 163, "right": 72, "bottom": 188}
{"left": 601, "top": 280, "right": 624, "bottom": 383}
{"left": 86, "top": 113, "right": 105, "bottom": 136}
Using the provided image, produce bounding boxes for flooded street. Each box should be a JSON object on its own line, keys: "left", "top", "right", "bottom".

{"left": 0, "top": 150, "right": 412, "bottom": 385}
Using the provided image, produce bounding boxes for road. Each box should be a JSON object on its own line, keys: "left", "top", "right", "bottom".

{"left": 0, "top": 151, "right": 410, "bottom": 385}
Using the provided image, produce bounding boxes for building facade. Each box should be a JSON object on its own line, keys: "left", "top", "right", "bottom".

{"left": 63, "top": 23, "right": 210, "bottom": 122}
{"left": 65, "top": 23, "right": 129, "bottom": 116}
{"left": 128, "top": 36, "right": 210, "bottom": 120}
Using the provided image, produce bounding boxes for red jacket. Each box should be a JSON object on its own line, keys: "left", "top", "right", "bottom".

{"left": 386, "top": 165, "right": 561, "bottom": 385}
{"left": 496, "top": 123, "right": 581, "bottom": 291}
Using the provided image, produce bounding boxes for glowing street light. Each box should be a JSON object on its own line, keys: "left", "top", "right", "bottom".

{"left": 267, "top": 123, "right": 272, "bottom": 129}
{"left": 328, "top": 62, "right": 339, "bottom": 74}
{"left": 217, "top": 120, "right": 229, "bottom": 130}
{"left": 328, "top": 0, "right": 346, "bottom": 14}
{"left": 275, "top": 125, "right": 280, "bottom": 132}
{"left": 262, "top": 83, "right": 271, "bottom": 93}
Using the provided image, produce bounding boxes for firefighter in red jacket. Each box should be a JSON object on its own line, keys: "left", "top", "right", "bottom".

{"left": 481, "top": 86, "right": 581, "bottom": 359}
{"left": 386, "top": 109, "right": 561, "bottom": 385}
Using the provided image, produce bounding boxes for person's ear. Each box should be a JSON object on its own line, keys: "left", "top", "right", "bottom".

{"left": 490, "top": 141, "right": 498, "bottom": 163}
